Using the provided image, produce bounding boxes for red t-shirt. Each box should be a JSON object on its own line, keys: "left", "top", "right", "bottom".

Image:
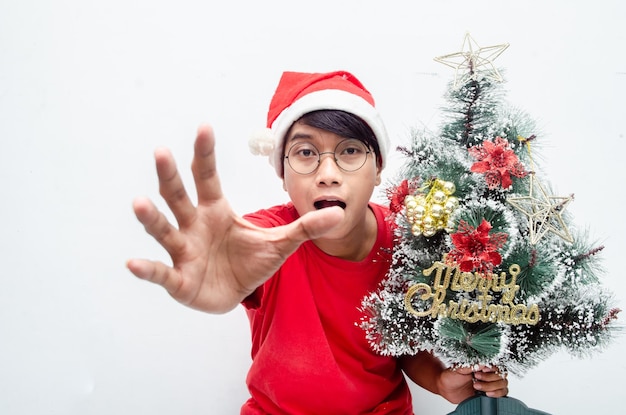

{"left": 241, "top": 202, "right": 413, "bottom": 415}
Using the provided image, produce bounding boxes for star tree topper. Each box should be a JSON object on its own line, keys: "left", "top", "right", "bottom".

{"left": 507, "top": 173, "right": 574, "bottom": 244}
{"left": 435, "top": 33, "right": 510, "bottom": 87}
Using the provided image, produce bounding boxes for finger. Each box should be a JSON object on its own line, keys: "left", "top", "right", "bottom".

{"left": 453, "top": 366, "right": 475, "bottom": 376}
{"left": 191, "top": 124, "right": 224, "bottom": 204}
{"left": 478, "top": 366, "right": 499, "bottom": 373}
{"left": 284, "top": 206, "right": 345, "bottom": 243}
{"left": 485, "top": 388, "right": 508, "bottom": 398}
{"left": 473, "top": 371, "right": 506, "bottom": 382}
{"left": 473, "top": 371, "right": 509, "bottom": 398}
{"left": 132, "top": 197, "right": 186, "bottom": 257}
{"left": 154, "top": 148, "right": 196, "bottom": 228}
{"left": 478, "top": 380, "right": 509, "bottom": 398}
{"left": 126, "top": 258, "right": 183, "bottom": 294}
{"left": 474, "top": 380, "right": 508, "bottom": 397}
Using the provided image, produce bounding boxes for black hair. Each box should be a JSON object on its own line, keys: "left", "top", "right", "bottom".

{"left": 282, "top": 110, "right": 382, "bottom": 172}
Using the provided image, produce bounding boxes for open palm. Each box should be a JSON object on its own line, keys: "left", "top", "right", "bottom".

{"left": 127, "top": 125, "right": 344, "bottom": 313}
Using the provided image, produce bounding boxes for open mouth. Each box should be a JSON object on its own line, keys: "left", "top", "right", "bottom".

{"left": 314, "top": 200, "right": 347, "bottom": 210}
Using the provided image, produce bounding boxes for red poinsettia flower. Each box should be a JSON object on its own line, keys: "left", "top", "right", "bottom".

{"left": 387, "top": 179, "right": 410, "bottom": 214}
{"left": 387, "top": 178, "right": 420, "bottom": 214}
{"left": 469, "top": 136, "right": 527, "bottom": 189}
{"left": 447, "top": 219, "right": 508, "bottom": 275}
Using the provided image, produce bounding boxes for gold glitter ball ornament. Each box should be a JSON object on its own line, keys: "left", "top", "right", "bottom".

{"left": 403, "top": 179, "right": 460, "bottom": 237}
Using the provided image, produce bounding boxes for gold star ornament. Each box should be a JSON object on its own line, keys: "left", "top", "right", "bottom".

{"left": 507, "top": 173, "right": 574, "bottom": 245}
{"left": 435, "top": 33, "right": 510, "bottom": 88}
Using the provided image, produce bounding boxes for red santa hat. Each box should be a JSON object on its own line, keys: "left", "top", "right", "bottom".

{"left": 248, "top": 70, "right": 390, "bottom": 177}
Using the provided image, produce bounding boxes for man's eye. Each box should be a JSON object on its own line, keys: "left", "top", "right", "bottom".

{"left": 337, "top": 139, "right": 367, "bottom": 157}
{"left": 339, "top": 145, "right": 365, "bottom": 157}
{"left": 293, "top": 147, "right": 318, "bottom": 158}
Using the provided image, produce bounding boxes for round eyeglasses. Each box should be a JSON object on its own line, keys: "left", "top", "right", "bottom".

{"left": 284, "top": 139, "right": 372, "bottom": 175}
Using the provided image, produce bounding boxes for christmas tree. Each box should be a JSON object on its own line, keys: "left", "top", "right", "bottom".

{"left": 359, "top": 34, "right": 621, "bottom": 382}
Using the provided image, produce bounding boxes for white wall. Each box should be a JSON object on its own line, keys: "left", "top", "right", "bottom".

{"left": 1, "top": 1, "right": 625, "bottom": 414}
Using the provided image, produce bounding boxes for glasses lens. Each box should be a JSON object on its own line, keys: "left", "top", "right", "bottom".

{"left": 286, "top": 142, "right": 320, "bottom": 174}
{"left": 335, "top": 139, "right": 369, "bottom": 171}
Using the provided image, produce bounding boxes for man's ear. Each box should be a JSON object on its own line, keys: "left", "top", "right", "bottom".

{"left": 375, "top": 165, "right": 382, "bottom": 186}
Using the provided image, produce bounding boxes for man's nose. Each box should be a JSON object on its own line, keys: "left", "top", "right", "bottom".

{"left": 316, "top": 152, "right": 342, "bottom": 182}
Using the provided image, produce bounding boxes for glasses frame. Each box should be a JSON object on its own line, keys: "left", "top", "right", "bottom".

{"left": 284, "top": 139, "right": 372, "bottom": 175}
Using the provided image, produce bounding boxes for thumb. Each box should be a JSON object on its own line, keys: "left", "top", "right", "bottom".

{"left": 285, "top": 206, "right": 345, "bottom": 243}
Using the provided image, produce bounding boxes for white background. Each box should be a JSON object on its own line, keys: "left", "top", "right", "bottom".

{"left": 1, "top": 1, "right": 625, "bottom": 414}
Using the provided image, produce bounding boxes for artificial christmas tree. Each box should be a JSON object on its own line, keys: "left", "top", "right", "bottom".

{"left": 360, "top": 33, "right": 621, "bottom": 414}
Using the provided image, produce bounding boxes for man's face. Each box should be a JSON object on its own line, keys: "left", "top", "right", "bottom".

{"left": 282, "top": 121, "right": 382, "bottom": 240}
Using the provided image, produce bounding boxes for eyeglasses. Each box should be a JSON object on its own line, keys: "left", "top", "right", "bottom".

{"left": 284, "top": 139, "right": 372, "bottom": 175}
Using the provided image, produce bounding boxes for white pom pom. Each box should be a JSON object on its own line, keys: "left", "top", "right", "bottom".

{"left": 248, "top": 128, "right": 275, "bottom": 156}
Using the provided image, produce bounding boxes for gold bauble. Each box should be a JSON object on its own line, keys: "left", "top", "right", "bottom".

{"left": 405, "top": 196, "right": 418, "bottom": 210}
{"left": 444, "top": 197, "right": 459, "bottom": 214}
{"left": 442, "top": 181, "right": 456, "bottom": 195}
{"left": 423, "top": 215, "right": 435, "bottom": 227}
{"left": 433, "top": 190, "right": 447, "bottom": 204}
{"left": 414, "top": 204, "right": 426, "bottom": 218}
{"left": 411, "top": 224, "right": 422, "bottom": 236}
{"left": 430, "top": 203, "right": 444, "bottom": 219}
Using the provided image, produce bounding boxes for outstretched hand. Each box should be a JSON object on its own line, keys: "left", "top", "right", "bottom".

{"left": 127, "top": 124, "right": 344, "bottom": 313}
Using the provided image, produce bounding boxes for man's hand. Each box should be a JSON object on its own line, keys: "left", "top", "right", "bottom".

{"left": 438, "top": 365, "right": 509, "bottom": 403}
{"left": 400, "top": 352, "right": 509, "bottom": 404}
{"left": 127, "top": 124, "right": 344, "bottom": 313}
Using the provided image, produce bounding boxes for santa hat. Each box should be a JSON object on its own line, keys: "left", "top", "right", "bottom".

{"left": 248, "top": 70, "right": 390, "bottom": 177}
